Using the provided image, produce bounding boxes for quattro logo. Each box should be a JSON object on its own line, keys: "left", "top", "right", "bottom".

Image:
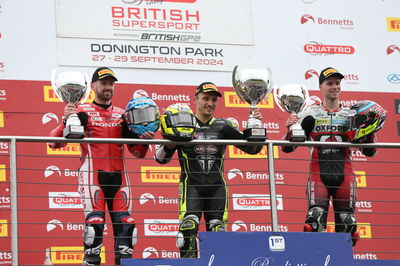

{"left": 304, "top": 43, "right": 355, "bottom": 55}
{"left": 43, "top": 86, "right": 94, "bottom": 102}
{"left": 141, "top": 166, "right": 180, "bottom": 183}
{"left": 355, "top": 171, "right": 367, "bottom": 187}
{"left": 387, "top": 17, "right": 400, "bottom": 32}
{"left": 144, "top": 219, "right": 179, "bottom": 236}
{"left": 0, "top": 220, "right": 8, "bottom": 237}
{"left": 232, "top": 194, "right": 283, "bottom": 210}
{"left": 47, "top": 143, "right": 81, "bottom": 155}
{"left": 224, "top": 92, "right": 274, "bottom": 108}
{"left": 228, "top": 146, "right": 279, "bottom": 159}
{"left": 0, "top": 164, "right": 5, "bottom": 182}
{"left": 50, "top": 246, "right": 105, "bottom": 263}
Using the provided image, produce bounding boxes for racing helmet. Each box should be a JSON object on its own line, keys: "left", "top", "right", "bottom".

{"left": 124, "top": 96, "right": 160, "bottom": 136}
{"left": 160, "top": 103, "right": 197, "bottom": 141}
{"left": 348, "top": 100, "right": 387, "bottom": 142}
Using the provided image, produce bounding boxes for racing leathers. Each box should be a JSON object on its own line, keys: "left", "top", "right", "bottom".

{"left": 282, "top": 103, "right": 376, "bottom": 245}
{"left": 49, "top": 101, "right": 149, "bottom": 265}
{"left": 155, "top": 117, "right": 262, "bottom": 258}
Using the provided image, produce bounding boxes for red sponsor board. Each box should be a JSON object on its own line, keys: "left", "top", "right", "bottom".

{"left": 0, "top": 79, "right": 399, "bottom": 263}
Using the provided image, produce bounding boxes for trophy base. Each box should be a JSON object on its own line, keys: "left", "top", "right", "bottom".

{"left": 244, "top": 128, "right": 267, "bottom": 141}
{"left": 63, "top": 125, "right": 85, "bottom": 139}
{"left": 288, "top": 129, "right": 306, "bottom": 142}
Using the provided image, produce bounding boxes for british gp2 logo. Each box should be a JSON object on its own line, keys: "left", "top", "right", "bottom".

{"left": 387, "top": 45, "right": 400, "bottom": 55}
{"left": 387, "top": 74, "right": 400, "bottom": 84}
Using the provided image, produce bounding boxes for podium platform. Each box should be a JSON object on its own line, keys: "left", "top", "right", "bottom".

{"left": 122, "top": 232, "right": 400, "bottom": 266}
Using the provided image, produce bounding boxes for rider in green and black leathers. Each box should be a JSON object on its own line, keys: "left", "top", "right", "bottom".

{"left": 155, "top": 82, "right": 263, "bottom": 258}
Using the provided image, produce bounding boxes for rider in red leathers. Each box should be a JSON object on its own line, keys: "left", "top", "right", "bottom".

{"left": 49, "top": 67, "right": 155, "bottom": 265}
{"left": 282, "top": 67, "right": 376, "bottom": 246}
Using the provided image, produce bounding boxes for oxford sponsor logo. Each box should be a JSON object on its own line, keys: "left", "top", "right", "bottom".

{"left": 141, "top": 166, "right": 180, "bottom": 183}
{"left": 387, "top": 17, "right": 400, "bottom": 32}
{"left": 228, "top": 146, "right": 279, "bottom": 159}
{"left": 142, "top": 246, "right": 180, "bottom": 259}
{"left": 326, "top": 222, "right": 371, "bottom": 238}
{"left": 0, "top": 219, "right": 8, "bottom": 237}
{"left": 49, "top": 192, "right": 83, "bottom": 209}
{"left": 355, "top": 171, "right": 367, "bottom": 187}
{"left": 232, "top": 193, "right": 283, "bottom": 210}
{"left": 0, "top": 164, "right": 6, "bottom": 182}
{"left": 42, "top": 113, "right": 59, "bottom": 125}
{"left": 224, "top": 92, "right": 274, "bottom": 109}
{"left": 50, "top": 246, "right": 105, "bottom": 264}
{"left": 43, "top": 86, "right": 94, "bottom": 102}
{"left": 144, "top": 219, "right": 179, "bottom": 236}
{"left": 140, "top": 192, "right": 178, "bottom": 205}
{"left": 47, "top": 143, "right": 81, "bottom": 155}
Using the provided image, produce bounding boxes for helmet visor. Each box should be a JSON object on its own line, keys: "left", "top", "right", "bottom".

{"left": 169, "top": 112, "right": 196, "bottom": 127}
{"left": 126, "top": 106, "right": 158, "bottom": 125}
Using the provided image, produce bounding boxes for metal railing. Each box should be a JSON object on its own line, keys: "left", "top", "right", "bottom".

{"left": 1, "top": 136, "right": 400, "bottom": 265}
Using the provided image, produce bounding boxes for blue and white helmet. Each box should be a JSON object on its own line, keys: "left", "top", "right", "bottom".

{"left": 124, "top": 96, "right": 160, "bottom": 136}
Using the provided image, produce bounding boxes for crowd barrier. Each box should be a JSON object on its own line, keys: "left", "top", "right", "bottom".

{"left": 0, "top": 136, "right": 399, "bottom": 265}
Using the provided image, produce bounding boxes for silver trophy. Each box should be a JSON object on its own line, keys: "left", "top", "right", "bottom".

{"left": 273, "top": 83, "right": 309, "bottom": 142}
{"left": 232, "top": 65, "right": 273, "bottom": 141}
{"left": 51, "top": 70, "right": 91, "bottom": 139}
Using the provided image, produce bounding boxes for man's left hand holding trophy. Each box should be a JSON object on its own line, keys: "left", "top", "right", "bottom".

{"left": 51, "top": 70, "right": 91, "bottom": 139}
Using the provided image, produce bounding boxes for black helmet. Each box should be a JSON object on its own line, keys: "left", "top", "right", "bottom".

{"left": 348, "top": 100, "right": 387, "bottom": 142}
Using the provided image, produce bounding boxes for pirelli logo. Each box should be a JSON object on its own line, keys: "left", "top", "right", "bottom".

{"left": 0, "top": 220, "right": 8, "bottom": 237}
{"left": 43, "top": 86, "right": 94, "bottom": 103}
{"left": 0, "top": 111, "right": 4, "bottom": 127}
{"left": 326, "top": 222, "right": 371, "bottom": 238}
{"left": 387, "top": 17, "right": 400, "bottom": 32}
{"left": 141, "top": 166, "right": 180, "bottom": 183}
{"left": 47, "top": 143, "right": 81, "bottom": 155}
{"left": 355, "top": 171, "right": 367, "bottom": 188}
{"left": 0, "top": 164, "right": 6, "bottom": 182}
{"left": 50, "top": 246, "right": 106, "bottom": 264}
{"left": 228, "top": 146, "right": 279, "bottom": 159}
{"left": 224, "top": 92, "right": 274, "bottom": 108}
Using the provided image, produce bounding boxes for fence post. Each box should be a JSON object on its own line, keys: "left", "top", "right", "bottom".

{"left": 9, "top": 138, "right": 18, "bottom": 266}
{"left": 267, "top": 141, "right": 279, "bottom": 232}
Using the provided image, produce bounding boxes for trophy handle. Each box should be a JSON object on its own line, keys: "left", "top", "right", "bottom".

{"left": 51, "top": 69, "right": 64, "bottom": 102}
{"left": 300, "top": 84, "right": 310, "bottom": 111}
{"left": 232, "top": 65, "right": 239, "bottom": 88}
{"left": 272, "top": 85, "right": 286, "bottom": 112}
{"left": 80, "top": 72, "right": 91, "bottom": 104}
